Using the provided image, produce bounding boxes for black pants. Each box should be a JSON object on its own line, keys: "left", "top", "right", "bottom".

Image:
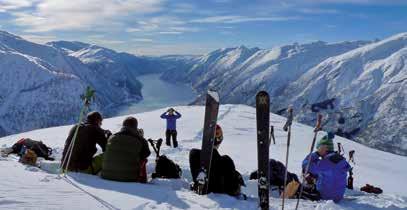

{"left": 166, "top": 130, "right": 178, "bottom": 148}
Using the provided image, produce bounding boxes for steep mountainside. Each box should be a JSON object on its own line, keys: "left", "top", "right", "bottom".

{"left": 161, "top": 34, "right": 406, "bottom": 155}
{"left": 0, "top": 31, "right": 143, "bottom": 136}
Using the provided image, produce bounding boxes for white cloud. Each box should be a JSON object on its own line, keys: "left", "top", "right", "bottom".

{"left": 169, "top": 26, "right": 201, "bottom": 32}
{"left": 298, "top": 8, "right": 339, "bottom": 14}
{"left": 159, "top": 31, "right": 183, "bottom": 35}
{"left": 190, "top": 15, "right": 300, "bottom": 24}
{"left": 126, "top": 28, "right": 142, "bottom": 33}
{"left": 0, "top": 0, "right": 33, "bottom": 12}
{"left": 172, "top": 3, "right": 195, "bottom": 14}
{"left": 132, "top": 38, "right": 153, "bottom": 42}
{"left": 20, "top": 34, "right": 57, "bottom": 44}
{"left": 130, "top": 43, "right": 216, "bottom": 56}
{"left": 12, "top": 0, "right": 164, "bottom": 32}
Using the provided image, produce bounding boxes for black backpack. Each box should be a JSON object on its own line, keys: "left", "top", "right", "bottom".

{"left": 12, "top": 138, "right": 54, "bottom": 160}
{"left": 148, "top": 139, "right": 182, "bottom": 179}
{"left": 250, "top": 159, "right": 298, "bottom": 187}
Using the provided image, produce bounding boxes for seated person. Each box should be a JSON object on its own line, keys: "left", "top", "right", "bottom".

{"left": 61, "top": 111, "right": 111, "bottom": 174}
{"left": 101, "top": 117, "right": 151, "bottom": 182}
{"left": 189, "top": 124, "right": 245, "bottom": 196}
{"left": 299, "top": 133, "right": 351, "bottom": 202}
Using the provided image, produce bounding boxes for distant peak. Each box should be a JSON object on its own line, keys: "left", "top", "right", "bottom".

{"left": 0, "top": 30, "right": 23, "bottom": 40}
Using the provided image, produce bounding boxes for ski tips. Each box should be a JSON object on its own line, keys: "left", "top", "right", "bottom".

{"left": 256, "top": 90, "right": 269, "bottom": 97}
{"left": 207, "top": 90, "right": 219, "bottom": 103}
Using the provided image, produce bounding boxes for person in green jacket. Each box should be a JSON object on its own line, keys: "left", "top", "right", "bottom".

{"left": 101, "top": 117, "right": 151, "bottom": 182}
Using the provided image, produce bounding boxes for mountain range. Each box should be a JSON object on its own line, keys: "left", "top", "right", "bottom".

{"left": 0, "top": 30, "right": 405, "bottom": 156}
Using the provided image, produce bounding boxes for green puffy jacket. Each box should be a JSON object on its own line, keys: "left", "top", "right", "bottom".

{"left": 101, "top": 126, "right": 150, "bottom": 182}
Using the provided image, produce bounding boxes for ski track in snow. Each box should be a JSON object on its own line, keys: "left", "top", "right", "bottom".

{"left": 1, "top": 105, "right": 407, "bottom": 210}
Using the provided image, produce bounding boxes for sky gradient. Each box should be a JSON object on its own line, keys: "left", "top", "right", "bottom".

{"left": 0, "top": 0, "right": 406, "bottom": 55}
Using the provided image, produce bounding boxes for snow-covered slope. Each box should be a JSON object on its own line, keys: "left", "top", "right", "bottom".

{"left": 0, "top": 31, "right": 144, "bottom": 137}
{"left": 49, "top": 40, "right": 168, "bottom": 80}
{"left": 1, "top": 105, "right": 406, "bottom": 209}
{"left": 277, "top": 33, "right": 407, "bottom": 156}
{"left": 162, "top": 33, "right": 406, "bottom": 156}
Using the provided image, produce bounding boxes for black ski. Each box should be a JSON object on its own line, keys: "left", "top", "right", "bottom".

{"left": 195, "top": 90, "right": 220, "bottom": 195}
{"left": 256, "top": 91, "right": 270, "bottom": 210}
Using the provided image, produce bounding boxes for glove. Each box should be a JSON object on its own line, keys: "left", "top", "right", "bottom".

{"left": 104, "top": 130, "right": 112, "bottom": 138}
{"left": 138, "top": 128, "right": 144, "bottom": 137}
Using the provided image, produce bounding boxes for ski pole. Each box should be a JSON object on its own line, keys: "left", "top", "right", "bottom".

{"left": 281, "top": 107, "right": 293, "bottom": 210}
{"left": 295, "top": 114, "right": 323, "bottom": 210}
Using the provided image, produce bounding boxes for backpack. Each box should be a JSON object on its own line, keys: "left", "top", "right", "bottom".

{"left": 249, "top": 159, "right": 298, "bottom": 187}
{"left": 12, "top": 138, "right": 54, "bottom": 160}
{"left": 148, "top": 138, "right": 182, "bottom": 179}
{"left": 153, "top": 155, "right": 182, "bottom": 179}
{"left": 20, "top": 149, "right": 38, "bottom": 166}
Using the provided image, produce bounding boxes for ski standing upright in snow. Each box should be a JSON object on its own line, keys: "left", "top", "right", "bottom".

{"left": 195, "top": 90, "right": 220, "bottom": 195}
{"left": 295, "top": 113, "right": 323, "bottom": 210}
{"left": 60, "top": 86, "right": 95, "bottom": 175}
{"left": 256, "top": 91, "right": 270, "bottom": 210}
{"left": 281, "top": 107, "right": 293, "bottom": 210}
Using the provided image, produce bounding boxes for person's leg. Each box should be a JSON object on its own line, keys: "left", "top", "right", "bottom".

{"left": 189, "top": 149, "right": 201, "bottom": 182}
{"left": 172, "top": 130, "right": 178, "bottom": 148}
{"left": 79, "top": 153, "right": 103, "bottom": 175}
{"left": 91, "top": 153, "right": 104, "bottom": 175}
{"left": 165, "top": 130, "right": 171, "bottom": 146}
{"left": 298, "top": 184, "right": 321, "bottom": 201}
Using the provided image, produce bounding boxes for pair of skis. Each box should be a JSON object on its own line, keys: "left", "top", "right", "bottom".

{"left": 193, "top": 90, "right": 278, "bottom": 210}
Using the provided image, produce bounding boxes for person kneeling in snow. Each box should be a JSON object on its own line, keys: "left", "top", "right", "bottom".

{"left": 101, "top": 117, "right": 151, "bottom": 182}
{"left": 189, "top": 124, "right": 245, "bottom": 196}
{"left": 61, "top": 111, "right": 111, "bottom": 174}
{"left": 290, "top": 133, "right": 351, "bottom": 202}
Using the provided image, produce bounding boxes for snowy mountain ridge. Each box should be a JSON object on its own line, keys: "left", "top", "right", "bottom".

{"left": 161, "top": 33, "right": 406, "bottom": 156}
{"left": 0, "top": 31, "right": 147, "bottom": 137}
{"left": 0, "top": 105, "right": 406, "bottom": 209}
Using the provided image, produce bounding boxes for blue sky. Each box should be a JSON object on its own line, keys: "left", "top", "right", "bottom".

{"left": 0, "top": 0, "right": 406, "bottom": 55}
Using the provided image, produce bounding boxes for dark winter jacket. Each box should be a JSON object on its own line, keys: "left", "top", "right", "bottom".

{"left": 302, "top": 151, "right": 351, "bottom": 202}
{"left": 61, "top": 123, "right": 107, "bottom": 171}
{"left": 101, "top": 126, "right": 151, "bottom": 182}
{"left": 160, "top": 112, "right": 181, "bottom": 130}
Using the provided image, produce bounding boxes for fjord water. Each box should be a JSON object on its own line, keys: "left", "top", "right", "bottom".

{"left": 116, "top": 74, "right": 196, "bottom": 115}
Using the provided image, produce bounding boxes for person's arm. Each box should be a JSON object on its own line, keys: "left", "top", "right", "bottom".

{"left": 302, "top": 152, "right": 320, "bottom": 176}
{"left": 160, "top": 112, "right": 168, "bottom": 119}
{"left": 174, "top": 111, "right": 182, "bottom": 119}
{"left": 95, "top": 127, "right": 108, "bottom": 152}
{"left": 140, "top": 138, "right": 151, "bottom": 159}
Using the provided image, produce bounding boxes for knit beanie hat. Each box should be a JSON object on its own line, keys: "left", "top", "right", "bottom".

{"left": 316, "top": 133, "right": 334, "bottom": 151}
{"left": 214, "top": 124, "right": 223, "bottom": 146}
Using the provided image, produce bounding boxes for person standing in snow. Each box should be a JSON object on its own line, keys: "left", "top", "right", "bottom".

{"left": 160, "top": 108, "right": 182, "bottom": 148}
{"left": 189, "top": 124, "right": 245, "bottom": 196}
{"left": 61, "top": 111, "right": 111, "bottom": 174}
{"left": 286, "top": 132, "right": 351, "bottom": 202}
{"left": 101, "top": 117, "right": 151, "bottom": 182}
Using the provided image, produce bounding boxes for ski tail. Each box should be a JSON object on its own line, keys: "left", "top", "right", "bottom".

{"left": 196, "top": 90, "right": 220, "bottom": 195}
{"left": 256, "top": 91, "right": 270, "bottom": 210}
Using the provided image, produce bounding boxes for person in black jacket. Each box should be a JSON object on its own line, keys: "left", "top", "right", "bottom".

{"left": 189, "top": 124, "right": 245, "bottom": 196}
{"left": 61, "top": 111, "right": 111, "bottom": 174}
